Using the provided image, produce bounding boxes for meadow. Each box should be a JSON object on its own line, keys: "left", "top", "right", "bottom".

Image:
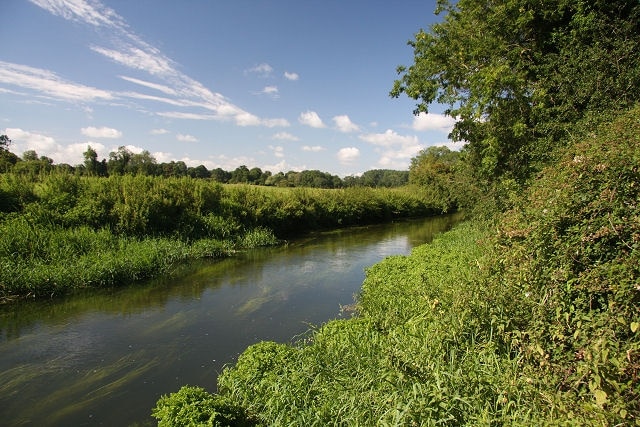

{"left": 0, "top": 174, "right": 440, "bottom": 301}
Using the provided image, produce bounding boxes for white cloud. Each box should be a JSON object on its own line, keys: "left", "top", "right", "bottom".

{"left": 298, "top": 110, "right": 325, "bottom": 128}
{"left": 302, "top": 145, "right": 325, "bottom": 152}
{"left": 120, "top": 75, "right": 177, "bottom": 95}
{"left": 246, "top": 63, "right": 273, "bottom": 76}
{"left": 4, "top": 127, "right": 106, "bottom": 165}
{"left": 284, "top": 71, "right": 299, "bottom": 81}
{"left": 28, "top": 1, "right": 286, "bottom": 128}
{"left": 359, "top": 129, "right": 419, "bottom": 147}
{"left": 0, "top": 61, "right": 113, "bottom": 102}
{"left": 337, "top": 147, "right": 360, "bottom": 164}
{"left": 176, "top": 133, "right": 198, "bottom": 142}
{"left": 92, "top": 45, "right": 175, "bottom": 76}
{"left": 268, "top": 145, "right": 284, "bottom": 158}
{"left": 28, "top": 0, "right": 126, "bottom": 28}
{"left": 81, "top": 126, "right": 122, "bottom": 138}
{"left": 262, "top": 118, "right": 290, "bottom": 128}
{"left": 332, "top": 115, "right": 360, "bottom": 133}
{"left": 359, "top": 129, "right": 423, "bottom": 169}
{"left": 272, "top": 132, "right": 299, "bottom": 141}
{"left": 150, "top": 128, "right": 170, "bottom": 135}
{"left": 255, "top": 85, "right": 279, "bottom": 98}
{"left": 412, "top": 112, "right": 456, "bottom": 132}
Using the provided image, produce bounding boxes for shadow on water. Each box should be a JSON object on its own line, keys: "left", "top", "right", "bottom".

{"left": 0, "top": 213, "right": 462, "bottom": 426}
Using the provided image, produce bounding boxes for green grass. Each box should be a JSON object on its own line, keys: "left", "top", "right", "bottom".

{"left": 153, "top": 107, "right": 640, "bottom": 426}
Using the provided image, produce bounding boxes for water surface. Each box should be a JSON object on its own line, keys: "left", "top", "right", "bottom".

{"left": 0, "top": 214, "right": 461, "bottom": 426}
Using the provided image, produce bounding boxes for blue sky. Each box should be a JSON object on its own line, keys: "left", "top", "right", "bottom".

{"left": 0, "top": 0, "right": 460, "bottom": 176}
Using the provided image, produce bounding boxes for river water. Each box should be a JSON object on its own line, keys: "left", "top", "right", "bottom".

{"left": 0, "top": 214, "right": 461, "bottom": 426}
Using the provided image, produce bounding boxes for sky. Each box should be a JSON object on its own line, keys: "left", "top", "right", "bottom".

{"left": 0, "top": 0, "right": 461, "bottom": 176}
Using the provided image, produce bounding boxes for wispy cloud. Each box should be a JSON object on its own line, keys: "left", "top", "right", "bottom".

{"left": 268, "top": 145, "right": 284, "bottom": 158}
{"left": 176, "top": 133, "right": 198, "bottom": 142}
{"left": 81, "top": 126, "right": 122, "bottom": 138}
{"left": 246, "top": 63, "right": 273, "bottom": 77}
{"left": 302, "top": 145, "right": 325, "bottom": 152}
{"left": 150, "top": 128, "right": 170, "bottom": 135}
{"left": 26, "top": 0, "right": 287, "bottom": 127}
{"left": 299, "top": 110, "right": 325, "bottom": 128}
{"left": 284, "top": 71, "right": 299, "bottom": 81}
{"left": 120, "top": 76, "right": 177, "bottom": 96}
{"left": 332, "top": 115, "right": 360, "bottom": 133}
{"left": 272, "top": 132, "right": 299, "bottom": 141}
{"left": 254, "top": 85, "right": 279, "bottom": 98}
{"left": 0, "top": 61, "right": 113, "bottom": 102}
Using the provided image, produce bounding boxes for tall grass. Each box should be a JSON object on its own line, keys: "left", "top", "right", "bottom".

{"left": 0, "top": 174, "right": 440, "bottom": 300}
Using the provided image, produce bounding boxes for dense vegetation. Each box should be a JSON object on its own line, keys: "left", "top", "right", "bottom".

{"left": 153, "top": 0, "right": 640, "bottom": 425}
{"left": 0, "top": 173, "right": 441, "bottom": 302}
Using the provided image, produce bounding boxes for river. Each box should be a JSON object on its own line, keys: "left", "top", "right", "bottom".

{"left": 0, "top": 214, "right": 461, "bottom": 426}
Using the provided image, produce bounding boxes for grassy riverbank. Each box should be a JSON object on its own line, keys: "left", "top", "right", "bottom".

{"left": 0, "top": 177, "right": 441, "bottom": 302}
{"left": 153, "top": 108, "right": 639, "bottom": 425}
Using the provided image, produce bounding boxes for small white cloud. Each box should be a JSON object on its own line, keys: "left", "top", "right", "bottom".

{"left": 332, "top": 115, "right": 360, "bottom": 133}
{"left": 81, "top": 126, "right": 122, "bottom": 138}
{"left": 412, "top": 112, "right": 456, "bottom": 132}
{"left": 150, "top": 128, "right": 170, "bottom": 135}
{"left": 176, "top": 133, "right": 198, "bottom": 142}
{"left": 337, "top": 147, "right": 360, "bottom": 164}
{"left": 268, "top": 145, "right": 285, "bottom": 158}
{"left": 302, "top": 145, "right": 325, "bottom": 152}
{"left": 246, "top": 63, "right": 273, "bottom": 76}
{"left": 255, "top": 85, "right": 279, "bottom": 98}
{"left": 272, "top": 132, "right": 299, "bottom": 141}
{"left": 262, "top": 118, "right": 290, "bottom": 128}
{"left": 299, "top": 110, "right": 325, "bottom": 128}
{"left": 284, "top": 71, "right": 299, "bottom": 81}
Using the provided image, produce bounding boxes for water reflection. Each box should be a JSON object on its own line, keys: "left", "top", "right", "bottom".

{"left": 0, "top": 214, "right": 462, "bottom": 426}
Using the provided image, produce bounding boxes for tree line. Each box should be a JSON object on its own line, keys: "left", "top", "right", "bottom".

{"left": 0, "top": 139, "right": 409, "bottom": 189}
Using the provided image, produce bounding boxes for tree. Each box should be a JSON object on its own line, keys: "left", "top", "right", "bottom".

{"left": 0, "top": 135, "right": 19, "bottom": 172}
{"left": 187, "top": 165, "right": 211, "bottom": 179}
{"left": 129, "top": 150, "right": 157, "bottom": 175}
{"left": 83, "top": 145, "right": 100, "bottom": 175}
{"left": 107, "top": 146, "right": 133, "bottom": 175}
{"left": 391, "top": 0, "right": 640, "bottom": 183}
{"left": 409, "top": 146, "right": 461, "bottom": 211}
{"left": 22, "top": 150, "right": 38, "bottom": 161}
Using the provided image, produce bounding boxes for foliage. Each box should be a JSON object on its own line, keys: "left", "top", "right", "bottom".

{"left": 157, "top": 107, "right": 640, "bottom": 425}
{"left": 490, "top": 107, "right": 640, "bottom": 423}
{"left": 0, "top": 174, "right": 438, "bottom": 300}
{"left": 409, "top": 145, "right": 464, "bottom": 211}
{"left": 391, "top": 0, "right": 640, "bottom": 183}
{"left": 153, "top": 386, "right": 253, "bottom": 427}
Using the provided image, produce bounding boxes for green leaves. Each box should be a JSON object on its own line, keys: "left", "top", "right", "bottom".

{"left": 392, "top": 0, "right": 640, "bottom": 183}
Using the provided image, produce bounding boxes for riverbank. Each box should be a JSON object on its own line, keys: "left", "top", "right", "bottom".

{"left": 0, "top": 179, "right": 443, "bottom": 302}
{"left": 154, "top": 108, "right": 639, "bottom": 425}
